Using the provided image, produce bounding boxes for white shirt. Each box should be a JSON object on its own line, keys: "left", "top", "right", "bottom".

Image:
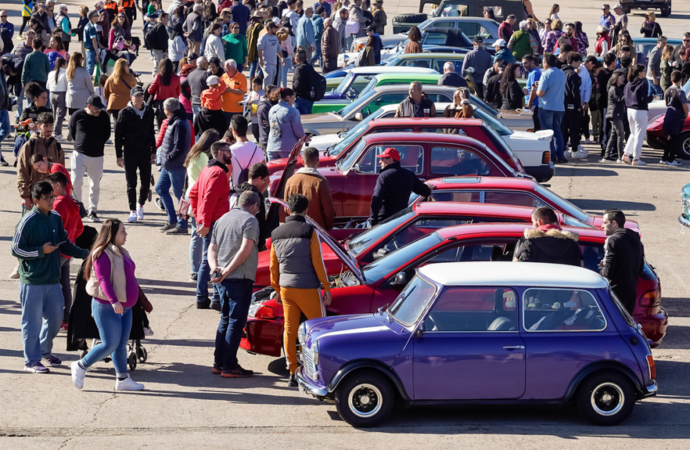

{"left": 46, "top": 68, "right": 67, "bottom": 92}
{"left": 230, "top": 141, "right": 265, "bottom": 188}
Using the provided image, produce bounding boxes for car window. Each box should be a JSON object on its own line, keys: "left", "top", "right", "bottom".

{"left": 455, "top": 22, "right": 480, "bottom": 38}
{"left": 348, "top": 207, "right": 414, "bottom": 256}
{"left": 424, "top": 33, "right": 448, "bottom": 46}
{"left": 401, "top": 59, "right": 431, "bottom": 69}
{"left": 484, "top": 191, "right": 541, "bottom": 208}
{"left": 430, "top": 21, "right": 456, "bottom": 28}
{"left": 477, "top": 26, "right": 492, "bottom": 39}
{"left": 362, "top": 232, "right": 444, "bottom": 284}
{"left": 431, "top": 146, "right": 490, "bottom": 176}
{"left": 427, "top": 93, "right": 454, "bottom": 103}
{"left": 361, "top": 93, "right": 407, "bottom": 117}
{"left": 523, "top": 288, "right": 607, "bottom": 332}
{"left": 433, "top": 59, "right": 464, "bottom": 73}
{"left": 388, "top": 275, "right": 437, "bottom": 326}
{"left": 356, "top": 145, "right": 423, "bottom": 174}
{"left": 430, "top": 190, "right": 481, "bottom": 203}
{"left": 371, "top": 127, "right": 414, "bottom": 134}
{"left": 427, "top": 242, "right": 515, "bottom": 264}
{"left": 424, "top": 287, "right": 517, "bottom": 332}
{"left": 420, "top": 127, "right": 466, "bottom": 135}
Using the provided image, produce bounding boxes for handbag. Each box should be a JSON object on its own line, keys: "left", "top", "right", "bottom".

{"left": 176, "top": 174, "right": 190, "bottom": 220}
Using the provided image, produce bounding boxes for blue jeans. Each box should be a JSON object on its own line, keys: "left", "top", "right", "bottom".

{"left": 196, "top": 221, "right": 220, "bottom": 304}
{"left": 538, "top": 108, "right": 565, "bottom": 160}
{"left": 295, "top": 98, "right": 313, "bottom": 115}
{"left": 155, "top": 167, "right": 188, "bottom": 230}
{"left": 192, "top": 105, "right": 201, "bottom": 127}
{"left": 0, "top": 109, "right": 10, "bottom": 157}
{"left": 190, "top": 217, "right": 203, "bottom": 275}
{"left": 15, "top": 89, "right": 26, "bottom": 120}
{"left": 19, "top": 283, "right": 63, "bottom": 366}
{"left": 249, "top": 60, "right": 262, "bottom": 79}
{"left": 311, "top": 44, "right": 322, "bottom": 67}
{"left": 85, "top": 49, "right": 97, "bottom": 76}
{"left": 81, "top": 301, "right": 132, "bottom": 378}
{"left": 214, "top": 278, "right": 254, "bottom": 370}
{"left": 648, "top": 80, "right": 663, "bottom": 99}
{"left": 278, "top": 60, "right": 291, "bottom": 88}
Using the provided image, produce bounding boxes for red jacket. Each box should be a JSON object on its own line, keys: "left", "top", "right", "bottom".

{"left": 189, "top": 160, "right": 231, "bottom": 228}
{"left": 148, "top": 74, "right": 182, "bottom": 101}
{"left": 53, "top": 195, "right": 84, "bottom": 259}
{"left": 50, "top": 163, "right": 73, "bottom": 196}
{"left": 156, "top": 117, "right": 195, "bottom": 148}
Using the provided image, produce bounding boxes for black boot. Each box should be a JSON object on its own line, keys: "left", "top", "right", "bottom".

{"left": 288, "top": 374, "right": 298, "bottom": 387}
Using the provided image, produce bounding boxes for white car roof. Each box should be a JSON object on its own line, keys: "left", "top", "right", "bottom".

{"left": 418, "top": 262, "right": 609, "bottom": 290}
{"left": 378, "top": 103, "right": 452, "bottom": 114}
{"left": 347, "top": 66, "right": 439, "bottom": 75}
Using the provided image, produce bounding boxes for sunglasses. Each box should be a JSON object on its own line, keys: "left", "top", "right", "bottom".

{"left": 40, "top": 195, "right": 56, "bottom": 202}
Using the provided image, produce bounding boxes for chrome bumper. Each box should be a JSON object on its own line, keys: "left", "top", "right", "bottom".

{"left": 643, "top": 380, "right": 658, "bottom": 398}
{"left": 296, "top": 368, "right": 328, "bottom": 399}
{"left": 679, "top": 214, "right": 690, "bottom": 228}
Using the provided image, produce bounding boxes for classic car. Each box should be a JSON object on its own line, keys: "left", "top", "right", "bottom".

{"left": 412, "top": 176, "right": 642, "bottom": 232}
{"left": 270, "top": 132, "right": 523, "bottom": 220}
{"left": 324, "top": 66, "right": 439, "bottom": 101}
{"left": 296, "top": 261, "right": 658, "bottom": 427}
{"left": 273, "top": 104, "right": 551, "bottom": 179}
{"left": 645, "top": 81, "right": 690, "bottom": 124}
{"left": 645, "top": 97, "right": 690, "bottom": 159}
{"left": 620, "top": 0, "right": 672, "bottom": 17}
{"left": 681, "top": 183, "right": 690, "bottom": 228}
{"left": 243, "top": 223, "right": 666, "bottom": 361}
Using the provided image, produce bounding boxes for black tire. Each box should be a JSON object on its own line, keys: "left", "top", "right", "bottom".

{"left": 393, "top": 13, "right": 427, "bottom": 24}
{"left": 334, "top": 370, "right": 395, "bottom": 427}
{"left": 576, "top": 371, "right": 636, "bottom": 426}
{"left": 679, "top": 131, "right": 690, "bottom": 159}
{"left": 128, "top": 352, "right": 137, "bottom": 371}
{"left": 137, "top": 346, "right": 148, "bottom": 364}
{"left": 660, "top": 5, "right": 671, "bottom": 17}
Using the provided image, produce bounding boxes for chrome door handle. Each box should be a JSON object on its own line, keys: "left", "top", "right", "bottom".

{"left": 503, "top": 345, "right": 525, "bottom": 350}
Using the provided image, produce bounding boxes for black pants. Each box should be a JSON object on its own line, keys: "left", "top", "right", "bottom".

{"left": 19, "top": 16, "right": 30, "bottom": 35}
{"left": 662, "top": 135, "right": 679, "bottom": 162}
{"left": 124, "top": 152, "right": 152, "bottom": 211}
{"left": 172, "top": 60, "right": 179, "bottom": 73}
{"left": 64, "top": 42, "right": 70, "bottom": 52}
{"left": 251, "top": 123, "right": 260, "bottom": 141}
{"left": 474, "top": 82, "right": 484, "bottom": 100}
{"left": 580, "top": 109, "right": 591, "bottom": 140}
{"left": 605, "top": 118, "right": 625, "bottom": 160}
{"left": 532, "top": 105, "right": 540, "bottom": 131}
{"left": 110, "top": 109, "right": 121, "bottom": 136}
{"left": 562, "top": 109, "right": 582, "bottom": 152}
{"left": 323, "top": 58, "right": 337, "bottom": 74}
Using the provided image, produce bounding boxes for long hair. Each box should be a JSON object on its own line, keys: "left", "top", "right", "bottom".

{"left": 53, "top": 58, "right": 66, "bottom": 84}
{"left": 662, "top": 44, "right": 674, "bottom": 61}
{"left": 184, "top": 129, "right": 220, "bottom": 167}
{"left": 50, "top": 35, "right": 65, "bottom": 52}
{"left": 111, "top": 59, "right": 129, "bottom": 84}
{"left": 499, "top": 63, "right": 518, "bottom": 97}
{"left": 408, "top": 25, "right": 422, "bottom": 43}
{"left": 83, "top": 219, "right": 122, "bottom": 281}
{"left": 159, "top": 58, "right": 174, "bottom": 86}
{"left": 548, "top": 3, "right": 559, "bottom": 18}
{"left": 628, "top": 63, "right": 646, "bottom": 82}
{"left": 111, "top": 10, "right": 131, "bottom": 29}
{"left": 66, "top": 52, "right": 84, "bottom": 80}
{"left": 574, "top": 21, "right": 583, "bottom": 37}
{"left": 608, "top": 71, "right": 623, "bottom": 88}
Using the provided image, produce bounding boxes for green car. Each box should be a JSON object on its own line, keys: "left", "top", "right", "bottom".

{"left": 312, "top": 73, "right": 444, "bottom": 114}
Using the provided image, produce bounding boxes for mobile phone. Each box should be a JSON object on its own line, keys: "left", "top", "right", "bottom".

{"left": 55, "top": 240, "right": 67, "bottom": 246}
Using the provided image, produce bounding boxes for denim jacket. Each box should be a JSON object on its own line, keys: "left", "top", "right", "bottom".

{"left": 267, "top": 101, "right": 305, "bottom": 155}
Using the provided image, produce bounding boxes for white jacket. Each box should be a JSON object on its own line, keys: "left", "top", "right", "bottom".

{"left": 46, "top": 68, "right": 68, "bottom": 92}
{"left": 204, "top": 34, "right": 225, "bottom": 64}
{"left": 168, "top": 35, "right": 187, "bottom": 62}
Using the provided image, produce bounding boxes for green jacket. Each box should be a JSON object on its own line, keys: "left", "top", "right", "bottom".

{"left": 11, "top": 206, "right": 89, "bottom": 285}
{"left": 223, "top": 33, "right": 248, "bottom": 66}
{"left": 21, "top": 50, "right": 51, "bottom": 86}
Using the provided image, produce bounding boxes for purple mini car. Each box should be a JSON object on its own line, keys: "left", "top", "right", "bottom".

{"left": 297, "top": 262, "right": 658, "bottom": 427}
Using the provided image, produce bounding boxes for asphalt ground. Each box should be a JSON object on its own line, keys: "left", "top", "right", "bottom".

{"left": 1, "top": 1, "right": 690, "bottom": 448}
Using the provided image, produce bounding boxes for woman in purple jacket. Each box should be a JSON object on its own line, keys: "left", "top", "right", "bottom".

{"left": 70, "top": 219, "right": 145, "bottom": 391}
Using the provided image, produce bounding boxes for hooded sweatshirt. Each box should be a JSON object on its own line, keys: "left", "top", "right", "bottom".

{"left": 624, "top": 77, "right": 654, "bottom": 111}
{"left": 601, "top": 228, "right": 644, "bottom": 313}
{"left": 514, "top": 224, "right": 583, "bottom": 266}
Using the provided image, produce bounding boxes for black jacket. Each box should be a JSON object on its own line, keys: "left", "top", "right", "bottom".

{"left": 369, "top": 161, "right": 431, "bottom": 224}
{"left": 236, "top": 182, "right": 267, "bottom": 251}
{"left": 597, "top": 68, "right": 612, "bottom": 111}
{"left": 605, "top": 85, "right": 626, "bottom": 120}
{"left": 501, "top": 79, "right": 523, "bottom": 110}
{"left": 563, "top": 65, "right": 582, "bottom": 110}
{"left": 484, "top": 73, "right": 503, "bottom": 109}
{"left": 68, "top": 109, "right": 112, "bottom": 157}
{"left": 438, "top": 72, "right": 468, "bottom": 88}
{"left": 601, "top": 228, "right": 643, "bottom": 313}
{"left": 514, "top": 227, "right": 583, "bottom": 266}
{"left": 293, "top": 62, "right": 318, "bottom": 101}
{"left": 115, "top": 103, "right": 157, "bottom": 159}
{"left": 145, "top": 22, "right": 169, "bottom": 50}
{"left": 181, "top": 67, "right": 209, "bottom": 106}
{"left": 257, "top": 98, "right": 274, "bottom": 148}
{"left": 624, "top": 77, "right": 653, "bottom": 111}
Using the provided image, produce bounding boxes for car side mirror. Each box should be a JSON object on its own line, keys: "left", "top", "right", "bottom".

{"left": 353, "top": 163, "right": 361, "bottom": 173}
{"left": 354, "top": 112, "right": 363, "bottom": 121}
{"left": 390, "top": 272, "right": 408, "bottom": 287}
{"left": 414, "top": 326, "right": 424, "bottom": 338}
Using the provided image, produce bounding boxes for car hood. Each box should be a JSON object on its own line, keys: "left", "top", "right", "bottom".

{"left": 504, "top": 130, "right": 553, "bottom": 151}
{"left": 304, "top": 313, "right": 393, "bottom": 348}
{"left": 302, "top": 112, "right": 343, "bottom": 124}
{"left": 307, "top": 134, "right": 341, "bottom": 151}
{"left": 353, "top": 33, "right": 405, "bottom": 49}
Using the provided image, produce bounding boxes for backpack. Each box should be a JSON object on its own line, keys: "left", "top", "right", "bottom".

{"left": 312, "top": 70, "right": 327, "bottom": 101}
{"left": 234, "top": 144, "right": 259, "bottom": 188}
{"left": 46, "top": 51, "right": 63, "bottom": 70}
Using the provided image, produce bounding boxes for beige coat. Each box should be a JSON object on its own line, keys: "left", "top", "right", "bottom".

{"left": 86, "top": 244, "right": 130, "bottom": 304}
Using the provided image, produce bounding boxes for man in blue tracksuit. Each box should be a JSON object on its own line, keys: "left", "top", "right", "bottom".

{"left": 12, "top": 181, "right": 89, "bottom": 373}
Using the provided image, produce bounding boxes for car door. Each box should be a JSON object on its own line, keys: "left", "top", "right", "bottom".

{"left": 428, "top": 145, "right": 498, "bottom": 179}
{"left": 360, "top": 93, "right": 407, "bottom": 118}
{"left": 413, "top": 286, "right": 526, "bottom": 400}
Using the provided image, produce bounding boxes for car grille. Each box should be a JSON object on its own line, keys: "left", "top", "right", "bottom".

{"left": 302, "top": 346, "right": 317, "bottom": 381}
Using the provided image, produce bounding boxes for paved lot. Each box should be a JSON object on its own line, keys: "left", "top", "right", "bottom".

{"left": 1, "top": 1, "right": 690, "bottom": 449}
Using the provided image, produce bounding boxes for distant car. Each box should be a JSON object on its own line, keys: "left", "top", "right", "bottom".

{"left": 386, "top": 51, "right": 467, "bottom": 73}
{"left": 681, "top": 183, "right": 690, "bottom": 228}
{"left": 645, "top": 81, "right": 690, "bottom": 158}
{"left": 323, "top": 67, "right": 438, "bottom": 101}
{"left": 297, "top": 261, "right": 658, "bottom": 427}
{"left": 620, "top": 0, "right": 672, "bottom": 17}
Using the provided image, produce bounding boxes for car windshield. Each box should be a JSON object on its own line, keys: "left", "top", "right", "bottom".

{"left": 683, "top": 80, "right": 690, "bottom": 97}
{"left": 363, "top": 232, "right": 443, "bottom": 283}
{"left": 470, "top": 95, "right": 499, "bottom": 117}
{"left": 334, "top": 72, "right": 355, "bottom": 94}
{"left": 337, "top": 138, "right": 367, "bottom": 171}
{"left": 534, "top": 184, "right": 590, "bottom": 222}
{"left": 388, "top": 275, "right": 437, "bottom": 326}
{"left": 562, "top": 214, "right": 596, "bottom": 228}
{"left": 348, "top": 207, "right": 414, "bottom": 256}
{"left": 338, "top": 88, "right": 378, "bottom": 117}
{"left": 387, "top": 57, "right": 402, "bottom": 67}
{"left": 358, "top": 77, "right": 380, "bottom": 99}
{"left": 328, "top": 113, "right": 382, "bottom": 156}
{"left": 475, "top": 108, "right": 512, "bottom": 136}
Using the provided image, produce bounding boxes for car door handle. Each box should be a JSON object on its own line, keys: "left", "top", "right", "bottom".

{"left": 503, "top": 345, "right": 525, "bottom": 350}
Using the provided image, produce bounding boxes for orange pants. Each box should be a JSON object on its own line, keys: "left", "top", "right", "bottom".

{"left": 282, "top": 287, "right": 323, "bottom": 374}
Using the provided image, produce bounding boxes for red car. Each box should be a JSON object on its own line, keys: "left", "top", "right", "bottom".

{"left": 242, "top": 223, "right": 666, "bottom": 358}
{"left": 269, "top": 132, "right": 523, "bottom": 221}
{"left": 646, "top": 113, "right": 690, "bottom": 159}
{"left": 267, "top": 118, "right": 526, "bottom": 175}
{"left": 412, "top": 177, "right": 641, "bottom": 232}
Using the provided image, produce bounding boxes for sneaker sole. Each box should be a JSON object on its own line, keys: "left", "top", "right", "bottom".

{"left": 220, "top": 372, "right": 252, "bottom": 378}
{"left": 24, "top": 367, "right": 50, "bottom": 373}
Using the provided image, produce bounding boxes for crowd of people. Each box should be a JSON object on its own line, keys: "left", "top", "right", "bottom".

{"left": 2, "top": 1, "right": 678, "bottom": 390}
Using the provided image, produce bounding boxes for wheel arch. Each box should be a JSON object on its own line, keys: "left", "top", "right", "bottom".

{"left": 327, "top": 359, "right": 411, "bottom": 402}
{"left": 564, "top": 361, "right": 644, "bottom": 402}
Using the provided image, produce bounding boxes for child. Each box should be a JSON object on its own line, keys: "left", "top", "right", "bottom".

{"left": 201, "top": 75, "right": 226, "bottom": 111}
{"left": 194, "top": 75, "right": 228, "bottom": 136}
{"left": 247, "top": 78, "right": 264, "bottom": 142}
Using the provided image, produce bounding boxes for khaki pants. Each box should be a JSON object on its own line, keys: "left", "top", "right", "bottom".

{"left": 298, "top": 45, "right": 312, "bottom": 63}
{"left": 281, "top": 287, "right": 323, "bottom": 374}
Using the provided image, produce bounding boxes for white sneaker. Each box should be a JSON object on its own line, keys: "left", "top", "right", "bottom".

{"left": 570, "top": 150, "right": 588, "bottom": 159}
{"left": 632, "top": 159, "right": 647, "bottom": 166}
{"left": 127, "top": 211, "right": 138, "bottom": 223}
{"left": 143, "top": 327, "right": 154, "bottom": 336}
{"left": 668, "top": 160, "right": 682, "bottom": 166}
{"left": 115, "top": 375, "right": 145, "bottom": 391}
{"left": 659, "top": 160, "right": 666, "bottom": 164}
{"left": 9, "top": 264, "right": 19, "bottom": 279}
{"left": 136, "top": 205, "right": 144, "bottom": 221}
{"left": 71, "top": 361, "right": 87, "bottom": 389}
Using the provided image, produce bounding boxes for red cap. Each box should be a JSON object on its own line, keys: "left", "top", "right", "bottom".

{"left": 376, "top": 147, "right": 400, "bottom": 161}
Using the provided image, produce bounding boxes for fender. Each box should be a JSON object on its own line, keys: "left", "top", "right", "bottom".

{"left": 327, "top": 359, "right": 411, "bottom": 402}
{"left": 564, "top": 361, "right": 645, "bottom": 401}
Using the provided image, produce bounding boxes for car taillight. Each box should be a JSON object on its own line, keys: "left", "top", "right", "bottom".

{"left": 647, "top": 355, "right": 656, "bottom": 379}
{"left": 541, "top": 151, "right": 551, "bottom": 165}
{"left": 254, "top": 305, "right": 275, "bottom": 319}
{"left": 640, "top": 290, "right": 660, "bottom": 308}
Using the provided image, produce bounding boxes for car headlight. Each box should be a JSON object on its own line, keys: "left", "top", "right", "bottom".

{"left": 298, "top": 322, "right": 307, "bottom": 346}
{"left": 312, "top": 339, "right": 319, "bottom": 366}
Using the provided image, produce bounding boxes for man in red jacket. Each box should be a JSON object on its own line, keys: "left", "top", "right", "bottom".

{"left": 190, "top": 140, "right": 233, "bottom": 310}
{"left": 47, "top": 171, "right": 83, "bottom": 330}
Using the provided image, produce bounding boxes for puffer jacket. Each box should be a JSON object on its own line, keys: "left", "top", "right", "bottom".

{"left": 605, "top": 84, "right": 626, "bottom": 119}
{"left": 514, "top": 226, "right": 583, "bottom": 266}
{"left": 395, "top": 93, "right": 436, "bottom": 118}
{"left": 17, "top": 134, "right": 65, "bottom": 200}
{"left": 601, "top": 228, "right": 643, "bottom": 313}
{"left": 159, "top": 108, "right": 191, "bottom": 171}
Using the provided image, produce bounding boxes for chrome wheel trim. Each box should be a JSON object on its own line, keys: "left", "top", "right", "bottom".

{"left": 348, "top": 383, "right": 383, "bottom": 418}
{"left": 590, "top": 382, "right": 625, "bottom": 417}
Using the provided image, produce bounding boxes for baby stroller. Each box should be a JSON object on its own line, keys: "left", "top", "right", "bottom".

{"left": 67, "top": 230, "right": 151, "bottom": 371}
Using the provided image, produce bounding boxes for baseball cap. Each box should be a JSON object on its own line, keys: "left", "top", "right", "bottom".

{"left": 252, "top": 10, "right": 263, "bottom": 18}
{"left": 601, "top": 3, "right": 610, "bottom": 9}
{"left": 376, "top": 148, "right": 400, "bottom": 161}
{"left": 494, "top": 38, "right": 507, "bottom": 48}
{"left": 207, "top": 75, "right": 219, "bottom": 85}
{"left": 473, "top": 36, "right": 484, "bottom": 44}
{"left": 87, "top": 94, "right": 105, "bottom": 109}
{"left": 130, "top": 85, "right": 144, "bottom": 96}
{"left": 613, "top": 3, "right": 623, "bottom": 9}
